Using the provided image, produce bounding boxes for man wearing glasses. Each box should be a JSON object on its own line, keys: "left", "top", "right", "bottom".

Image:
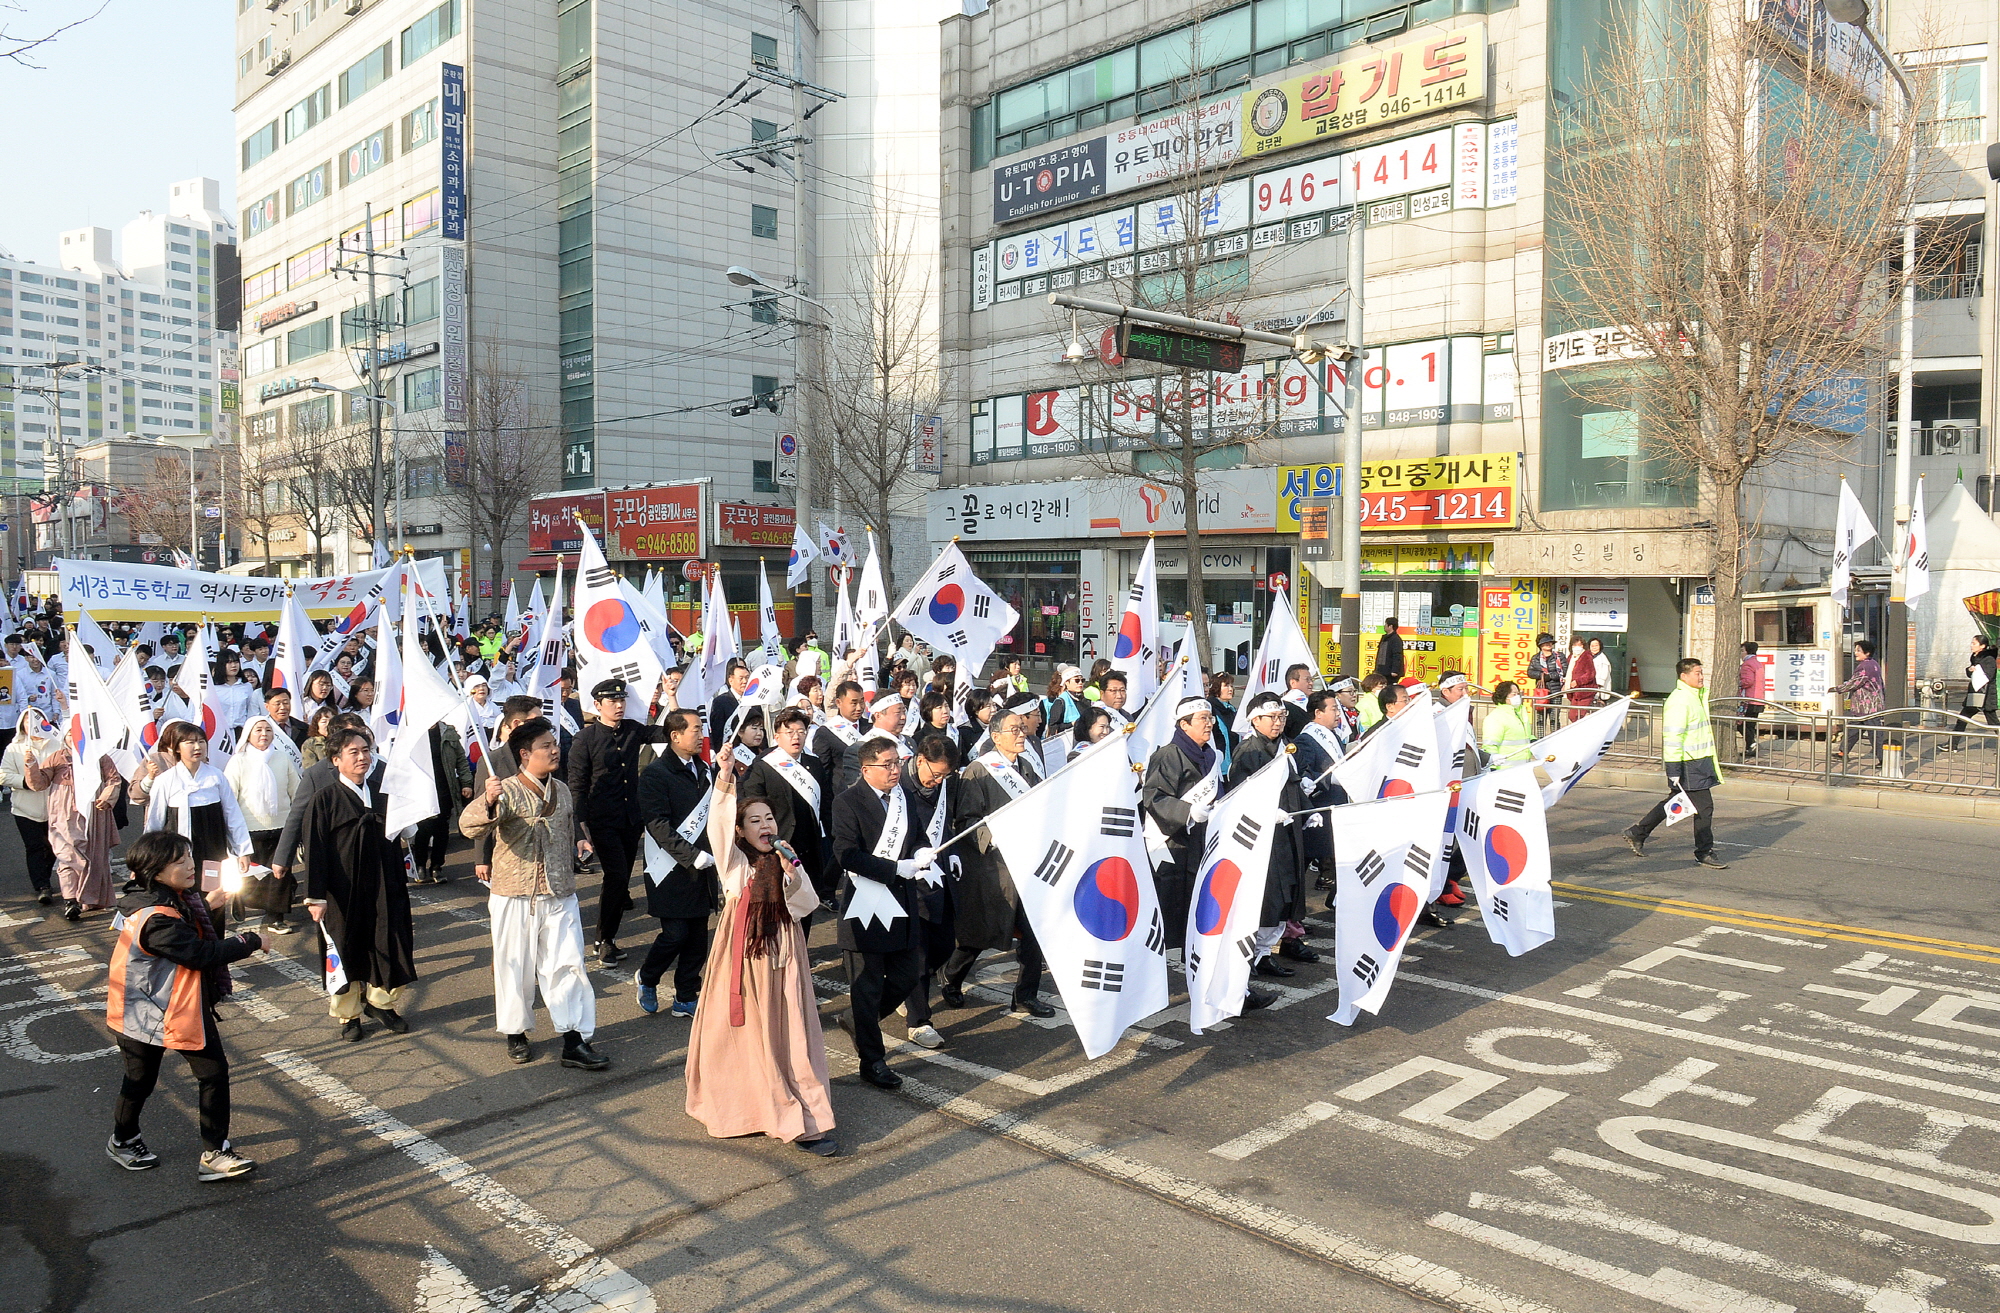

{"left": 936, "top": 711, "right": 1054, "bottom": 1018}
{"left": 829, "top": 739, "right": 936, "bottom": 1089}
{"left": 299, "top": 725, "right": 418, "bottom": 1042}
{"left": 567, "top": 678, "right": 673, "bottom": 964}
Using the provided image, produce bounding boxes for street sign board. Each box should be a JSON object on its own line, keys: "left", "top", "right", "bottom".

{"left": 1298, "top": 495, "right": 1335, "bottom": 559}
{"left": 774, "top": 431, "right": 799, "bottom": 486}
{"left": 1116, "top": 323, "right": 1245, "bottom": 372}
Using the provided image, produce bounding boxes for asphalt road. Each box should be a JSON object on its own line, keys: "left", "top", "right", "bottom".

{"left": 4, "top": 782, "right": 1998, "bottom": 1313}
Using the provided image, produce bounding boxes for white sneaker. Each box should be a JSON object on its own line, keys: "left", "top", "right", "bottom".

{"left": 197, "top": 1143, "right": 256, "bottom": 1181}
{"left": 908, "top": 1024, "right": 944, "bottom": 1050}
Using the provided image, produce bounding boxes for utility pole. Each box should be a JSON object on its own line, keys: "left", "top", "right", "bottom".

{"left": 365, "top": 203, "right": 387, "bottom": 567}
{"left": 790, "top": 1, "right": 814, "bottom": 634}
{"left": 1339, "top": 212, "right": 1366, "bottom": 679}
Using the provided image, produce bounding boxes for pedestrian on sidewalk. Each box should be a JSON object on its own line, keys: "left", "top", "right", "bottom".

{"left": 459, "top": 717, "right": 607, "bottom": 1070}
{"left": 1951, "top": 635, "right": 1997, "bottom": 749}
{"left": 1737, "top": 641, "right": 1763, "bottom": 758}
{"left": 1625, "top": 657, "right": 1728, "bottom": 869}
{"left": 1831, "top": 640, "right": 1885, "bottom": 766}
{"left": 103, "top": 829, "right": 261, "bottom": 1180}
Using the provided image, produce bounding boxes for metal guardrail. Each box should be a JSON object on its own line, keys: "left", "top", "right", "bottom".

{"left": 1468, "top": 695, "right": 2000, "bottom": 797}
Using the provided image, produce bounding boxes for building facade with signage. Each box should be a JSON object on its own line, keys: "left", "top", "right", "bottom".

{"left": 936, "top": 0, "right": 1886, "bottom": 689}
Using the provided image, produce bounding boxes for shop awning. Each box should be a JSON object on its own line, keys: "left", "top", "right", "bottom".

{"left": 515, "top": 552, "right": 580, "bottom": 572}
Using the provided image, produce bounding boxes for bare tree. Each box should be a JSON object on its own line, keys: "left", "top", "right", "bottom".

{"left": 280, "top": 414, "right": 349, "bottom": 574}
{"left": 1544, "top": 0, "right": 1944, "bottom": 683}
{"left": 233, "top": 436, "right": 292, "bottom": 570}
{"left": 120, "top": 453, "right": 201, "bottom": 554}
{"left": 1, "top": 1, "right": 107, "bottom": 68}
{"left": 426, "top": 346, "right": 560, "bottom": 608}
{"left": 801, "top": 208, "right": 947, "bottom": 597}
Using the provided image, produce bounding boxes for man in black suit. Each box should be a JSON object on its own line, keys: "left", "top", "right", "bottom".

{"left": 707, "top": 659, "right": 750, "bottom": 752}
{"left": 566, "top": 678, "right": 672, "bottom": 964}
{"left": 270, "top": 711, "right": 377, "bottom": 878}
{"left": 635, "top": 709, "right": 716, "bottom": 1018}
{"left": 739, "top": 707, "right": 833, "bottom": 901}
{"left": 829, "top": 737, "right": 933, "bottom": 1090}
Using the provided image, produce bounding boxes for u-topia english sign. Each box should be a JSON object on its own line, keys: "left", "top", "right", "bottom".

{"left": 992, "top": 138, "right": 1107, "bottom": 225}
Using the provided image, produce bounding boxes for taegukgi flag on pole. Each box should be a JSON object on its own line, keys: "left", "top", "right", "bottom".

{"left": 855, "top": 530, "right": 890, "bottom": 628}
{"left": 1233, "top": 581, "right": 1316, "bottom": 735}
{"left": 1528, "top": 695, "right": 1632, "bottom": 808}
{"left": 1183, "top": 746, "right": 1288, "bottom": 1034}
{"left": 1328, "top": 787, "right": 1451, "bottom": 1025}
{"left": 367, "top": 563, "right": 405, "bottom": 755}
{"left": 788, "top": 523, "right": 820, "bottom": 588}
{"left": 269, "top": 585, "right": 314, "bottom": 700}
{"left": 572, "top": 514, "right": 664, "bottom": 706}
{"left": 527, "top": 563, "right": 567, "bottom": 726}
{"left": 1125, "top": 629, "right": 1203, "bottom": 768}
{"left": 1905, "top": 474, "right": 1931, "bottom": 602}
{"left": 1427, "top": 695, "right": 1475, "bottom": 899}
{"left": 1456, "top": 764, "right": 1556, "bottom": 956}
{"left": 891, "top": 541, "right": 1020, "bottom": 669}
{"left": 756, "top": 561, "right": 783, "bottom": 667}
{"left": 1112, "top": 537, "right": 1162, "bottom": 707}
{"left": 1658, "top": 787, "right": 1698, "bottom": 827}
{"left": 1829, "top": 477, "right": 1877, "bottom": 608}
{"left": 1331, "top": 695, "right": 1441, "bottom": 803}
{"left": 985, "top": 736, "right": 1169, "bottom": 1059}
{"left": 818, "top": 522, "right": 850, "bottom": 570}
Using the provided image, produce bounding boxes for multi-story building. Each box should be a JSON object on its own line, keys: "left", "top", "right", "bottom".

{"left": 0, "top": 178, "right": 238, "bottom": 567}
{"left": 231, "top": 0, "right": 955, "bottom": 623}
{"left": 937, "top": 0, "right": 1973, "bottom": 692}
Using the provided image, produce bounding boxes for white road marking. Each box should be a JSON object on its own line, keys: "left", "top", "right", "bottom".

{"left": 264, "top": 1050, "right": 656, "bottom": 1313}
{"left": 879, "top": 1036, "right": 1149, "bottom": 1099}
{"left": 1564, "top": 968, "right": 1752, "bottom": 1023}
{"left": 2, "top": 1001, "right": 115, "bottom": 1063}
{"left": 0, "top": 910, "right": 45, "bottom": 927}
{"left": 1464, "top": 1027, "right": 1622, "bottom": 1076}
{"left": 1338, "top": 1056, "right": 1569, "bottom": 1141}
{"left": 1208, "top": 1100, "right": 1471, "bottom": 1162}
{"left": 0, "top": 946, "right": 90, "bottom": 976}
{"left": 1599, "top": 1115, "right": 2000, "bottom": 1246}
{"left": 1618, "top": 1058, "right": 1757, "bottom": 1109}
{"left": 1428, "top": 1211, "right": 1798, "bottom": 1313}
{"left": 228, "top": 985, "right": 287, "bottom": 1022}
{"left": 872, "top": 1061, "right": 1560, "bottom": 1313}
{"left": 1470, "top": 1165, "right": 1961, "bottom": 1310}
{"left": 1802, "top": 982, "right": 1921, "bottom": 1015}
{"left": 1776, "top": 1086, "right": 2000, "bottom": 1192}
{"left": 1402, "top": 972, "right": 2000, "bottom": 1108}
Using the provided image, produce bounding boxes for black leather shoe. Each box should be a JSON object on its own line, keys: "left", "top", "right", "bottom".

{"left": 1624, "top": 827, "right": 1647, "bottom": 857}
{"left": 859, "top": 1061, "right": 902, "bottom": 1090}
{"left": 36, "top": 889, "right": 53, "bottom": 905}
{"left": 1279, "top": 939, "right": 1320, "bottom": 963}
{"left": 596, "top": 941, "right": 627, "bottom": 965}
{"left": 1242, "top": 987, "right": 1280, "bottom": 1011}
{"left": 1695, "top": 854, "right": 1730, "bottom": 869}
{"left": 341, "top": 1018, "right": 365, "bottom": 1043}
{"left": 795, "top": 1136, "right": 841, "bottom": 1156}
{"left": 1418, "top": 906, "right": 1455, "bottom": 928}
{"left": 1010, "top": 997, "right": 1056, "bottom": 1018}
{"left": 560, "top": 1034, "right": 610, "bottom": 1070}
{"left": 506, "top": 1033, "right": 533, "bottom": 1064}
{"left": 364, "top": 1004, "right": 410, "bottom": 1034}
{"left": 1253, "top": 958, "right": 1296, "bottom": 978}
{"left": 936, "top": 972, "right": 966, "bottom": 1010}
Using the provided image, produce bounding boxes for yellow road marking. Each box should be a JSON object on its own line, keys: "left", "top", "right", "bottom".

{"left": 1552, "top": 882, "right": 2000, "bottom": 966}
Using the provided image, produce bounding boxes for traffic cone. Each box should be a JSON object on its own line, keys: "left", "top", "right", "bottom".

{"left": 1628, "top": 656, "right": 1641, "bottom": 694}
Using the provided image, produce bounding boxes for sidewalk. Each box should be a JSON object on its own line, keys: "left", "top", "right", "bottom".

{"left": 1581, "top": 764, "right": 2000, "bottom": 822}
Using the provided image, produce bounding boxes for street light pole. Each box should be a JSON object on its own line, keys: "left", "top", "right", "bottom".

{"left": 726, "top": 265, "right": 836, "bottom": 633}
{"left": 1828, "top": 0, "right": 1918, "bottom": 705}
{"left": 1339, "top": 212, "right": 1366, "bottom": 679}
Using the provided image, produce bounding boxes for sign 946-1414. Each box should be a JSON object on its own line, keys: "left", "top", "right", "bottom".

{"left": 1116, "top": 323, "right": 1245, "bottom": 372}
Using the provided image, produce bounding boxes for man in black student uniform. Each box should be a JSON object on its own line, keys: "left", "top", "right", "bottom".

{"left": 566, "top": 678, "right": 671, "bottom": 964}
{"left": 829, "top": 737, "right": 934, "bottom": 1090}
{"left": 634, "top": 708, "right": 716, "bottom": 1018}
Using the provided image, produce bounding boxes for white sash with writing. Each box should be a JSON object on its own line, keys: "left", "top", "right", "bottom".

{"left": 975, "top": 750, "right": 1032, "bottom": 800}
{"left": 846, "top": 785, "right": 908, "bottom": 929}
{"left": 863, "top": 728, "right": 911, "bottom": 759}
{"left": 1301, "top": 721, "right": 1344, "bottom": 766}
{"left": 822, "top": 714, "right": 864, "bottom": 746}
{"left": 765, "top": 748, "right": 821, "bottom": 814}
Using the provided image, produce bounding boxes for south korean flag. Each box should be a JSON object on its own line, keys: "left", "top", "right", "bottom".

{"left": 988, "top": 736, "right": 1168, "bottom": 1058}
{"left": 893, "top": 541, "right": 1020, "bottom": 670}
{"left": 1456, "top": 764, "right": 1555, "bottom": 956}
{"left": 1331, "top": 697, "right": 1443, "bottom": 803}
{"left": 1529, "top": 696, "right": 1632, "bottom": 808}
{"left": 1184, "top": 748, "right": 1288, "bottom": 1034}
{"left": 571, "top": 514, "right": 664, "bottom": 705}
{"left": 1327, "top": 788, "right": 1451, "bottom": 1026}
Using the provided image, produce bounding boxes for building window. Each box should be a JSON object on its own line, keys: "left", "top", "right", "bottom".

{"left": 286, "top": 241, "right": 333, "bottom": 286}
{"left": 751, "top": 204, "right": 778, "bottom": 239}
{"left": 558, "top": 0, "right": 590, "bottom": 73}
{"left": 1538, "top": 369, "right": 1695, "bottom": 511}
{"left": 752, "top": 374, "right": 779, "bottom": 408}
{"left": 403, "top": 189, "right": 441, "bottom": 236}
{"left": 341, "top": 294, "right": 397, "bottom": 345}
{"left": 339, "top": 211, "right": 397, "bottom": 255}
{"left": 751, "top": 31, "right": 778, "bottom": 69}
{"left": 751, "top": 118, "right": 778, "bottom": 142}
{"left": 287, "top": 317, "right": 333, "bottom": 362}
{"left": 400, "top": 0, "right": 459, "bottom": 66}
{"left": 244, "top": 265, "right": 282, "bottom": 307}
{"left": 340, "top": 127, "right": 392, "bottom": 186}
{"left": 403, "top": 276, "right": 439, "bottom": 325}
{"left": 241, "top": 121, "right": 280, "bottom": 169}
{"left": 404, "top": 366, "right": 442, "bottom": 412}
{"left": 1922, "top": 60, "right": 1987, "bottom": 145}
{"left": 338, "top": 42, "right": 393, "bottom": 107}
{"left": 287, "top": 161, "right": 330, "bottom": 215}
{"left": 243, "top": 192, "right": 281, "bottom": 238}
{"left": 290, "top": 394, "right": 335, "bottom": 433}
{"left": 238, "top": 49, "right": 255, "bottom": 79}
{"left": 244, "top": 339, "right": 279, "bottom": 375}
{"left": 405, "top": 458, "right": 444, "bottom": 499}
{"left": 752, "top": 459, "right": 779, "bottom": 493}
{"left": 749, "top": 291, "right": 777, "bottom": 324}
{"left": 402, "top": 98, "right": 440, "bottom": 151}
{"left": 284, "top": 84, "right": 331, "bottom": 142}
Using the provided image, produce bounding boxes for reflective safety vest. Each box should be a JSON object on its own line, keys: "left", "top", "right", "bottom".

{"left": 1482, "top": 703, "right": 1536, "bottom": 765}
{"left": 105, "top": 905, "right": 206, "bottom": 1051}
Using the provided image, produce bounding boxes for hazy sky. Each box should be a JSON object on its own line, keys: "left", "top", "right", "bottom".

{"left": 0, "top": 0, "right": 237, "bottom": 267}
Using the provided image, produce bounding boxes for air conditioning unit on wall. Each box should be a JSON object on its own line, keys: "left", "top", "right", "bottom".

{"left": 265, "top": 49, "right": 292, "bottom": 76}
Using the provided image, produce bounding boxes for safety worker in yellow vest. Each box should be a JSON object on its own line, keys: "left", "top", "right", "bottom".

{"left": 104, "top": 829, "right": 264, "bottom": 1179}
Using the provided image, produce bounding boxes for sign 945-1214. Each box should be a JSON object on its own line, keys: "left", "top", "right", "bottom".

{"left": 1360, "top": 487, "right": 1514, "bottom": 529}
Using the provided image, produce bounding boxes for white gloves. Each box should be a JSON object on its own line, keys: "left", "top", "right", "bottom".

{"left": 1276, "top": 812, "right": 1295, "bottom": 828}
{"left": 1187, "top": 801, "right": 1212, "bottom": 825}
{"left": 694, "top": 852, "right": 716, "bottom": 870}
{"left": 895, "top": 858, "right": 920, "bottom": 879}
{"left": 910, "top": 846, "right": 937, "bottom": 869}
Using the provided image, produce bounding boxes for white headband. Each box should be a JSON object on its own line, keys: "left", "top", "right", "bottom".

{"left": 1175, "top": 697, "right": 1210, "bottom": 720}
